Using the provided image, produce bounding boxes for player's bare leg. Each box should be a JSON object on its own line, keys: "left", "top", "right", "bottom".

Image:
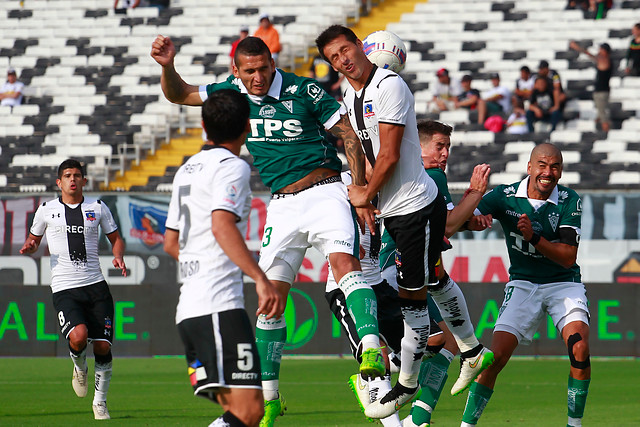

{"left": 460, "top": 331, "right": 518, "bottom": 426}
{"left": 561, "top": 321, "right": 591, "bottom": 427}
{"left": 216, "top": 388, "right": 265, "bottom": 427}
{"left": 68, "top": 325, "right": 89, "bottom": 398}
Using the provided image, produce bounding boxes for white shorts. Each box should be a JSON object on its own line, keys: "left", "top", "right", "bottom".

{"left": 259, "top": 181, "right": 358, "bottom": 284}
{"left": 495, "top": 280, "right": 590, "bottom": 345}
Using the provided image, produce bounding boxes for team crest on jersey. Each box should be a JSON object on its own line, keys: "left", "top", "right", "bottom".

{"left": 259, "top": 105, "right": 276, "bottom": 118}
{"left": 85, "top": 211, "right": 96, "bottom": 221}
{"left": 503, "top": 185, "right": 516, "bottom": 195}
{"left": 306, "top": 83, "right": 324, "bottom": 104}
{"left": 364, "top": 103, "right": 375, "bottom": 118}
{"left": 285, "top": 84, "right": 298, "bottom": 94}
{"left": 282, "top": 100, "right": 294, "bottom": 113}
{"left": 548, "top": 212, "right": 559, "bottom": 231}
{"left": 231, "top": 77, "right": 241, "bottom": 88}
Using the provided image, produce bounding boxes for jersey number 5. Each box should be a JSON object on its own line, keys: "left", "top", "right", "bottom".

{"left": 178, "top": 185, "right": 191, "bottom": 250}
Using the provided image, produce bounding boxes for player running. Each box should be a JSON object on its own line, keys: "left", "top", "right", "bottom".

{"left": 151, "top": 35, "right": 386, "bottom": 426}
{"left": 164, "top": 90, "right": 284, "bottom": 427}
{"left": 316, "top": 25, "right": 447, "bottom": 418}
{"left": 20, "top": 159, "right": 127, "bottom": 420}
{"left": 461, "top": 143, "right": 590, "bottom": 427}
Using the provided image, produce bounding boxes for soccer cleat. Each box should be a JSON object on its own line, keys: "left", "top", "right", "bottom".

{"left": 72, "top": 365, "right": 88, "bottom": 398}
{"left": 402, "top": 416, "right": 430, "bottom": 427}
{"left": 359, "top": 347, "right": 386, "bottom": 378}
{"left": 348, "top": 374, "right": 375, "bottom": 423}
{"left": 451, "top": 346, "right": 495, "bottom": 396}
{"left": 259, "top": 394, "right": 286, "bottom": 427}
{"left": 92, "top": 401, "right": 110, "bottom": 420}
{"left": 364, "top": 382, "right": 420, "bottom": 419}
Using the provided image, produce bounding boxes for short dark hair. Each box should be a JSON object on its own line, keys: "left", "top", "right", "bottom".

{"left": 315, "top": 25, "right": 359, "bottom": 62}
{"left": 520, "top": 65, "right": 530, "bottom": 73}
{"left": 417, "top": 120, "right": 453, "bottom": 140}
{"left": 634, "top": 23, "right": 640, "bottom": 30}
{"left": 57, "top": 159, "right": 85, "bottom": 179}
{"left": 202, "top": 89, "right": 250, "bottom": 144}
{"left": 234, "top": 36, "right": 272, "bottom": 64}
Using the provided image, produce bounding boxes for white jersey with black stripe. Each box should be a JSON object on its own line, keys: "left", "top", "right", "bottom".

{"left": 30, "top": 197, "right": 118, "bottom": 293}
{"left": 166, "top": 146, "right": 253, "bottom": 324}
{"left": 342, "top": 66, "right": 438, "bottom": 218}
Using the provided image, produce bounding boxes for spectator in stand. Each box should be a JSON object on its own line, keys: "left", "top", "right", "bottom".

{"left": 254, "top": 14, "right": 281, "bottom": 64}
{"left": 229, "top": 26, "right": 250, "bottom": 73}
{"left": 310, "top": 55, "right": 344, "bottom": 100}
{"left": 537, "top": 60, "right": 566, "bottom": 115}
{"left": 570, "top": 40, "right": 612, "bottom": 132}
{"left": 429, "top": 68, "right": 462, "bottom": 113}
{"left": 145, "top": 0, "right": 169, "bottom": 10}
{"left": 114, "top": 0, "right": 140, "bottom": 12}
{"left": 625, "top": 23, "right": 640, "bottom": 76}
{"left": 514, "top": 65, "right": 535, "bottom": 103}
{"left": 483, "top": 73, "right": 512, "bottom": 117}
{"left": 526, "top": 76, "right": 563, "bottom": 132}
{"left": 506, "top": 99, "right": 529, "bottom": 135}
{"left": 0, "top": 68, "right": 24, "bottom": 108}
{"left": 454, "top": 74, "right": 485, "bottom": 124}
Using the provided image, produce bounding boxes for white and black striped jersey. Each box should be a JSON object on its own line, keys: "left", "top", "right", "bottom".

{"left": 165, "top": 146, "right": 252, "bottom": 324}
{"left": 343, "top": 66, "right": 438, "bottom": 218}
{"left": 30, "top": 197, "right": 118, "bottom": 293}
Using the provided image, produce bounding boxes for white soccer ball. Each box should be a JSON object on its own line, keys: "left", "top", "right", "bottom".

{"left": 362, "top": 30, "right": 407, "bottom": 73}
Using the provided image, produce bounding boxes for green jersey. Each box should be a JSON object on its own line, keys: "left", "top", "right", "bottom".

{"left": 380, "top": 167, "right": 450, "bottom": 270}
{"left": 205, "top": 70, "right": 343, "bottom": 192}
{"left": 477, "top": 178, "right": 582, "bottom": 284}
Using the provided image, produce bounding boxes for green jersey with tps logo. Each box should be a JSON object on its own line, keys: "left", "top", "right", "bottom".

{"left": 205, "top": 70, "right": 343, "bottom": 192}
{"left": 476, "top": 178, "right": 582, "bottom": 283}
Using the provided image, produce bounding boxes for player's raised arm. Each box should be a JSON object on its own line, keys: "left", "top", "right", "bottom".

{"left": 106, "top": 231, "right": 127, "bottom": 277}
{"left": 151, "top": 35, "right": 203, "bottom": 106}
{"left": 20, "top": 233, "right": 43, "bottom": 255}
{"left": 445, "top": 163, "right": 491, "bottom": 237}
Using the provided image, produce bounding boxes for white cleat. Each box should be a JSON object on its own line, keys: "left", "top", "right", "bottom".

{"left": 451, "top": 346, "right": 495, "bottom": 396}
{"left": 402, "top": 416, "right": 429, "bottom": 427}
{"left": 364, "top": 382, "right": 420, "bottom": 419}
{"left": 93, "top": 401, "right": 110, "bottom": 420}
{"left": 72, "top": 366, "right": 88, "bottom": 398}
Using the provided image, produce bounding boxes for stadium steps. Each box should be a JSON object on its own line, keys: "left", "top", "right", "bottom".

{"left": 351, "top": 0, "right": 429, "bottom": 39}
{"left": 105, "top": 129, "right": 203, "bottom": 191}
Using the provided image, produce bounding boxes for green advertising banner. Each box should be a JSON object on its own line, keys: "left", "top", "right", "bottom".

{"left": 0, "top": 280, "right": 637, "bottom": 357}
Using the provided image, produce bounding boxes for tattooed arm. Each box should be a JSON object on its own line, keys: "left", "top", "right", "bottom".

{"left": 329, "top": 114, "right": 366, "bottom": 186}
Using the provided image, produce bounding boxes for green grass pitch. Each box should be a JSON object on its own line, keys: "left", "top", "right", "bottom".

{"left": 1, "top": 356, "right": 638, "bottom": 426}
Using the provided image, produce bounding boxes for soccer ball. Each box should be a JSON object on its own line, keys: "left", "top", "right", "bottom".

{"left": 362, "top": 30, "right": 407, "bottom": 73}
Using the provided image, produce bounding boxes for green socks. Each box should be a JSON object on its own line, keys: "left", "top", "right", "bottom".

{"left": 567, "top": 376, "right": 590, "bottom": 425}
{"left": 410, "top": 350, "right": 453, "bottom": 425}
{"left": 338, "top": 272, "right": 379, "bottom": 340}
{"left": 255, "top": 315, "right": 286, "bottom": 386}
{"left": 461, "top": 381, "right": 494, "bottom": 425}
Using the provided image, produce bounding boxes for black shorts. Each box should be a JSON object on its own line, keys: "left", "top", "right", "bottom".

{"left": 325, "top": 279, "right": 404, "bottom": 360}
{"left": 51, "top": 281, "right": 114, "bottom": 344}
{"left": 177, "top": 309, "right": 261, "bottom": 402}
{"left": 383, "top": 194, "right": 447, "bottom": 290}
